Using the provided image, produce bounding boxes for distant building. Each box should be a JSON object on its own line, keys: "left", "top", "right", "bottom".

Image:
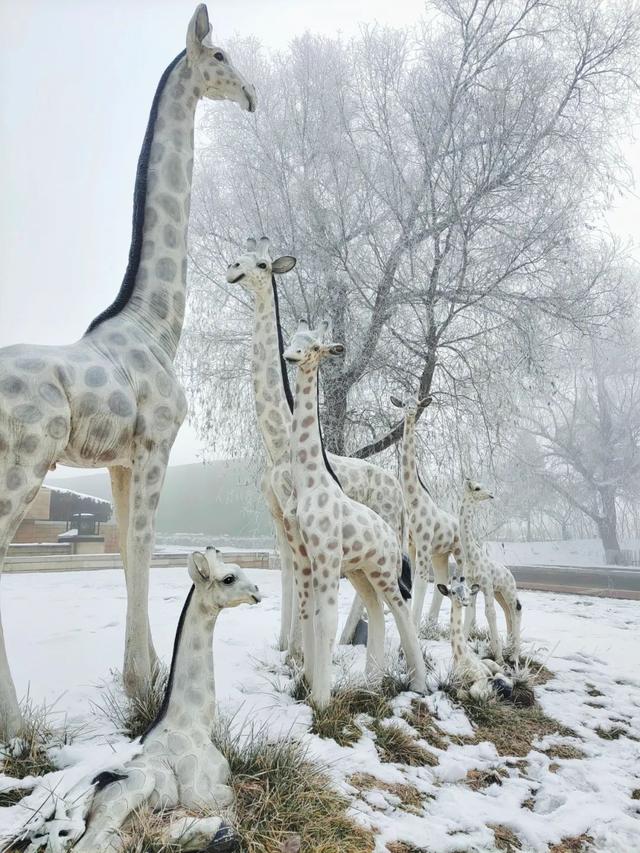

{"left": 10, "top": 486, "right": 119, "bottom": 555}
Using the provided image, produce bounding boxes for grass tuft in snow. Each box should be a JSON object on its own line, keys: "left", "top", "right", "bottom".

{"left": 116, "top": 808, "right": 183, "bottom": 853}
{"left": 348, "top": 773, "right": 425, "bottom": 814}
{"left": 378, "top": 650, "right": 435, "bottom": 700}
{"left": 93, "top": 665, "right": 169, "bottom": 740}
{"left": 215, "top": 722, "right": 375, "bottom": 853}
{"left": 489, "top": 823, "right": 522, "bottom": 851}
{"left": 594, "top": 725, "right": 628, "bottom": 740}
{"left": 311, "top": 687, "right": 392, "bottom": 747}
{"left": 543, "top": 743, "right": 586, "bottom": 760}
{"left": 403, "top": 699, "right": 449, "bottom": 751}
{"left": 465, "top": 767, "right": 509, "bottom": 790}
{"left": 548, "top": 834, "right": 594, "bottom": 852}
{"left": 386, "top": 843, "right": 428, "bottom": 853}
{"left": 370, "top": 720, "right": 438, "bottom": 767}
{"left": 0, "top": 697, "right": 70, "bottom": 780}
{"left": 459, "top": 695, "right": 576, "bottom": 757}
{"left": 419, "top": 620, "right": 449, "bottom": 641}
{"left": 631, "top": 788, "right": 640, "bottom": 800}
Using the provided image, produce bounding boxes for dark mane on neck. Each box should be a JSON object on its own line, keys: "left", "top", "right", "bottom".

{"left": 273, "top": 275, "right": 294, "bottom": 412}
{"left": 85, "top": 49, "right": 187, "bottom": 335}
{"left": 141, "top": 582, "right": 194, "bottom": 742}
{"left": 316, "top": 378, "right": 342, "bottom": 489}
{"left": 417, "top": 470, "right": 433, "bottom": 498}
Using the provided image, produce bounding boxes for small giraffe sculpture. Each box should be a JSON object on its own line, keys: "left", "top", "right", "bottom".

{"left": 436, "top": 577, "right": 512, "bottom": 701}
{"left": 282, "top": 321, "right": 426, "bottom": 708}
{"left": 225, "top": 238, "right": 408, "bottom": 653}
{"left": 390, "top": 395, "right": 464, "bottom": 627}
{"left": 16, "top": 549, "right": 261, "bottom": 853}
{"left": 459, "top": 479, "right": 522, "bottom": 663}
{"left": 0, "top": 4, "right": 256, "bottom": 737}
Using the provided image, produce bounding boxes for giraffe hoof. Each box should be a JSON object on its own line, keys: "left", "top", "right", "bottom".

{"left": 205, "top": 823, "right": 240, "bottom": 852}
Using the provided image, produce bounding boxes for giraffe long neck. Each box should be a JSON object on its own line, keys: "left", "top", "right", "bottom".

{"left": 291, "top": 365, "right": 335, "bottom": 495}
{"left": 450, "top": 600, "right": 467, "bottom": 666}
{"left": 146, "top": 586, "right": 218, "bottom": 736}
{"left": 459, "top": 498, "right": 483, "bottom": 564}
{"left": 87, "top": 51, "right": 198, "bottom": 362}
{"left": 402, "top": 415, "right": 436, "bottom": 507}
{"left": 252, "top": 284, "right": 294, "bottom": 463}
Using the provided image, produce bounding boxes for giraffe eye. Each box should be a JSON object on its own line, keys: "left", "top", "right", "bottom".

{"left": 222, "top": 575, "right": 235, "bottom": 585}
{"left": 214, "top": 51, "right": 225, "bottom": 62}
{"left": 257, "top": 262, "right": 267, "bottom": 270}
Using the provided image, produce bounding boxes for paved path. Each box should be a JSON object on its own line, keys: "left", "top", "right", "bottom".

{"left": 509, "top": 564, "right": 640, "bottom": 600}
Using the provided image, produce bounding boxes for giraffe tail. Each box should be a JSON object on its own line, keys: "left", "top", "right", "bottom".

{"left": 398, "top": 553, "right": 413, "bottom": 600}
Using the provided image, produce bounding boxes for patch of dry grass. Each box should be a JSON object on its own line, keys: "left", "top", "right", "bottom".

{"left": 386, "top": 844, "right": 428, "bottom": 853}
{"left": 371, "top": 721, "right": 438, "bottom": 767}
{"left": 117, "top": 809, "right": 184, "bottom": 853}
{"left": 348, "top": 773, "right": 425, "bottom": 814}
{"left": 585, "top": 684, "right": 604, "bottom": 698}
{"left": 459, "top": 696, "right": 576, "bottom": 757}
{"left": 93, "top": 665, "right": 169, "bottom": 740}
{"left": 403, "top": 700, "right": 449, "bottom": 750}
{"left": 0, "top": 698, "right": 68, "bottom": 780}
{"left": 631, "top": 788, "right": 640, "bottom": 800}
{"left": 594, "top": 725, "right": 627, "bottom": 740}
{"left": 311, "top": 687, "right": 392, "bottom": 747}
{"left": 489, "top": 824, "right": 522, "bottom": 851}
{"left": 465, "top": 767, "right": 508, "bottom": 790}
{"left": 216, "top": 724, "right": 375, "bottom": 853}
{"left": 543, "top": 744, "right": 587, "bottom": 760}
{"left": 548, "top": 834, "right": 594, "bottom": 852}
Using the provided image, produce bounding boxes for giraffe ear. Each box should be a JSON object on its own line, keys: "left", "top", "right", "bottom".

{"left": 418, "top": 396, "right": 433, "bottom": 409}
{"left": 437, "top": 583, "right": 450, "bottom": 597}
{"left": 390, "top": 395, "right": 404, "bottom": 408}
{"left": 187, "top": 4, "right": 211, "bottom": 62}
{"left": 188, "top": 551, "right": 211, "bottom": 583}
{"left": 272, "top": 256, "right": 296, "bottom": 274}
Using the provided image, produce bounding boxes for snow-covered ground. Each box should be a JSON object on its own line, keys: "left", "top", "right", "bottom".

{"left": 2, "top": 567, "right": 639, "bottom": 851}
{"left": 489, "top": 538, "right": 640, "bottom": 569}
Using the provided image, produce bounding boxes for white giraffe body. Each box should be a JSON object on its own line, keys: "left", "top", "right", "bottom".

{"left": 0, "top": 4, "right": 256, "bottom": 738}
{"left": 458, "top": 480, "right": 522, "bottom": 663}
{"left": 282, "top": 323, "right": 426, "bottom": 709}
{"left": 225, "top": 239, "right": 406, "bottom": 653}
{"left": 391, "top": 396, "right": 464, "bottom": 627}
{"left": 16, "top": 550, "right": 261, "bottom": 853}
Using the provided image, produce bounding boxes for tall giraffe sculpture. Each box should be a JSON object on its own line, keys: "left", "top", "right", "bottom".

{"left": 225, "top": 238, "right": 409, "bottom": 653}
{"left": 282, "top": 321, "right": 426, "bottom": 708}
{"left": 0, "top": 4, "right": 256, "bottom": 738}
{"left": 390, "top": 395, "right": 464, "bottom": 628}
{"left": 5, "top": 549, "right": 261, "bottom": 852}
{"left": 459, "top": 479, "right": 522, "bottom": 663}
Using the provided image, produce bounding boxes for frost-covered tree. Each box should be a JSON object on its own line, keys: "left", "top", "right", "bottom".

{"left": 181, "top": 0, "right": 639, "bottom": 473}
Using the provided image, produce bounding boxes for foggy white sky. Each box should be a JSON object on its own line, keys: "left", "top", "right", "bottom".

{"left": 1, "top": 0, "right": 638, "bottom": 478}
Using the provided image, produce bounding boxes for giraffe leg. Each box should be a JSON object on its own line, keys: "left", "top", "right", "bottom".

{"left": 121, "top": 441, "right": 169, "bottom": 698}
{"left": 0, "top": 459, "right": 51, "bottom": 739}
{"left": 175, "top": 744, "right": 233, "bottom": 810}
{"left": 348, "top": 571, "right": 384, "bottom": 681}
{"left": 411, "top": 547, "right": 430, "bottom": 628}
{"left": 463, "top": 595, "right": 477, "bottom": 637}
{"left": 483, "top": 589, "right": 503, "bottom": 664}
{"left": 73, "top": 763, "right": 156, "bottom": 853}
{"left": 311, "top": 558, "right": 341, "bottom": 710}
{"left": 379, "top": 576, "right": 426, "bottom": 693}
{"left": 426, "top": 553, "right": 449, "bottom": 624}
{"left": 110, "top": 465, "right": 159, "bottom": 674}
{"left": 274, "top": 518, "right": 295, "bottom": 653}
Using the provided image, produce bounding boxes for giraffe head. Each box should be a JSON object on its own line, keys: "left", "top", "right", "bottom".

{"left": 437, "top": 576, "right": 480, "bottom": 608}
{"left": 283, "top": 320, "right": 344, "bottom": 370}
{"left": 226, "top": 236, "right": 296, "bottom": 291}
{"left": 186, "top": 5, "right": 256, "bottom": 112}
{"left": 187, "top": 547, "right": 262, "bottom": 611}
{"left": 464, "top": 478, "right": 494, "bottom": 502}
{"left": 390, "top": 394, "right": 433, "bottom": 419}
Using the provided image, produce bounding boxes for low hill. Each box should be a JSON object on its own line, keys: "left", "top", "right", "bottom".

{"left": 45, "top": 461, "right": 272, "bottom": 538}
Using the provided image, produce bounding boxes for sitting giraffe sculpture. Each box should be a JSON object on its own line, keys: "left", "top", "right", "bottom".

{"left": 225, "top": 238, "right": 409, "bottom": 653}
{"left": 390, "top": 395, "right": 464, "bottom": 627}
{"left": 459, "top": 479, "right": 522, "bottom": 663}
{"left": 13, "top": 549, "right": 261, "bottom": 853}
{"left": 0, "top": 4, "right": 256, "bottom": 737}
{"left": 282, "top": 321, "right": 426, "bottom": 708}
{"left": 437, "top": 576, "right": 512, "bottom": 701}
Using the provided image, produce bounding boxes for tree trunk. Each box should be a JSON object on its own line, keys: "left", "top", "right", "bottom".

{"left": 321, "top": 274, "right": 349, "bottom": 456}
{"left": 597, "top": 488, "right": 623, "bottom": 564}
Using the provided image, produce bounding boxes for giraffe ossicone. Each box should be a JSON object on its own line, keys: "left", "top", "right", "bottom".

{"left": 0, "top": 3, "right": 256, "bottom": 739}
{"left": 283, "top": 321, "right": 426, "bottom": 709}
{"left": 9, "top": 549, "right": 261, "bottom": 853}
